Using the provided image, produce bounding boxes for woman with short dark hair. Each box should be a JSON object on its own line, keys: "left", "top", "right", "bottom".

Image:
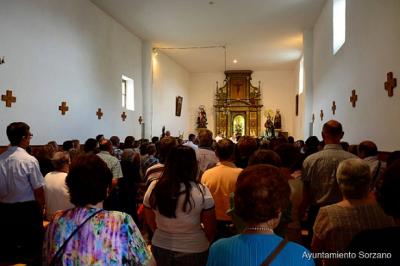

{"left": 144, "top": 145, "right": 216, "bottom": 266}
{"left": 44, "top": 155, "right": 152, "bottom": 265}
{"left": 207, "top": 164, "right": 314, "bottom": 266}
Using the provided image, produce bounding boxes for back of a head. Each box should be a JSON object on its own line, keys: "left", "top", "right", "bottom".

{"left": 274, "top": 143, "right": 301, "bottom": 169}
{"left": 110, "top": 136, "right": 120, "bottom": 147}
{"left": 96, "top": 134, "right": 104, "bottom": 142}
{"left": 99, "top": 139, "right": 112, "bottom": 152}
{"left": 188, "top": 133, "right": 196, "bottom": 142}
{"left": 248, "top": 149, "right": 282, "bottom": 167}
{"left": 198, "top": 129, "right": 213, "bottom": 147}
{"left": 51, "top": 151, "right": 70, "bottom": 171}
{"left": 163, "top": 145, "right": 198, "bottom": 183}
{"left": 159, "top": 136, "right": 178, "bottom": 163}
{"left": 139, "top": 143, "right": 149, "bottom": 155}
{"left": 358, "top": 140, "right": 378, "bottom": 158}
{"left": 237, "top": 136, "right": 258, "bottom": 158}
{"left": 337, "top": 158, "right": 371, "bottom": 199}
{"left": 66, "top": 154, "right": 112, "bottom": 207}
{"left": 84, "top": 138, "right": 98, "bottom": 153}
{"left": 124, "top": 136, "right": 135, "bottom": 149}
{"left": 215, "top": 139, "right": 235, "bottom": 161}
{"left": 377, "top": 160, "right": 400, "bottom": 218}
{"left": 62, "top": 140, "right": 73, "bottom": 151}
{"left": 147, "top": 144, "right": 157, "bottom": 155}
{"left": 322, "top": 120, "right": 344, "bottom": 142}
{"left": 235, "top": 164, "right": 290, "bottom": 224}
{"left": 151, "top": 136, "right": 159, "bottom": 144}
{"left": 6, "top": 122, "right": 30, "bottom": 146}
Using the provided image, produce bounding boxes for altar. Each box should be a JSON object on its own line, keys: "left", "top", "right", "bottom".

{"left": 214, "top": 70, "right": 263, "bottom": 138}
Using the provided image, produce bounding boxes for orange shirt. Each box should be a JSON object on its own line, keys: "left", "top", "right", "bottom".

{"left": 201, "top": 162, "right": 242, "bottom": 221}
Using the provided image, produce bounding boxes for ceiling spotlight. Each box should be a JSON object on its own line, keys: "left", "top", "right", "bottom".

{"left": 233, "top": 59, "right": 238, "bottom": 64}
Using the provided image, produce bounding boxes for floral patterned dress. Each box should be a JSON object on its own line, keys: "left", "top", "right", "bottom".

{"left": 44, "top": 207, "right": 150, "bottom": 265}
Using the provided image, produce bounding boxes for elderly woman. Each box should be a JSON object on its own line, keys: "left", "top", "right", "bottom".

{"left": 207, "top": 164, "right": 314, "bottom": 266}
{"left": 43, "top": 154, "right": 152, "bottom": 265}
{"left": 312, "top": 158, "right": 395, "bottom": 266}
{"left": 144, "top": 145, "right": 216, "bottom": 266}
{"left": 341, "top": 160, "right": 400, "bottom": 265}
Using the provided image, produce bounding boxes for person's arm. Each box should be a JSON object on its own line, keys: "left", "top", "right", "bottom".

{"left": 34, "top": 186, "right": 45, "bottom": 210}
{"left": 144, "top": 206, "right": 157, "bottom": 232}
{"left": 201, "top": 207, "right": 216, "bottom": 243}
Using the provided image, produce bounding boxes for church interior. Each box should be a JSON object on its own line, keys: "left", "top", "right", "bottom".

{"left": 0, "top": 0, "right": 398, "bottom": 151}
{"left": 1, "top": 0, "right": 400, "bottom": 265}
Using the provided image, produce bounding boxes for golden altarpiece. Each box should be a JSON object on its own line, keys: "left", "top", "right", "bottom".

{"left": 214, "top": 70, "right": 263, "bottom": 137}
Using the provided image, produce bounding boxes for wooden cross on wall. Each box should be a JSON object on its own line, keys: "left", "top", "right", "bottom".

{"left": 331, "top": 101, "right": 336, "bottom": 115}
{"left": 384, "top": 72, "right": 397, "bottom": 97}
{"left": 121, "top": 111, "right": 127, "bottom": 121}
{"left": 350, "top": 90, "right": 358, "bottom": 108}
{"left": 96, "top": 108, "right": 103, "bottom": 119}
{"left": 1, "top": 90, "right": 16, "bottom": 107}
{"left": 58, "top": 101, "right": 69, "bottom": 115}
{"left": 320, "top": 110, "right": 324, "bottom": 121}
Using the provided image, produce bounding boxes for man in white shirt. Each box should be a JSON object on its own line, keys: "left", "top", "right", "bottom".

{"left": 44, "top": 151, "right": 74, "bottom": 220}
{"left": 184, "top": 133, "right": 198, "bottom": 150}
{"left": 0, "top": 122, "right": 45, "bottom": 264}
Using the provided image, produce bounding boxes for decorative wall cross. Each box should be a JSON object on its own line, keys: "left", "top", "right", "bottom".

{"left": 320, "top": 110, "right": 324, "bottom": 121}
{"left": 1, "top": 90, "right": 16, "bottom": 107}
{"left": 350, "top": 90, "right": 358, "bottom": 107}
{"left": 96, "top": 108, "right": 103, "bottom": 119}
{"left": 0, "top": 56, "right": 5, "bottom": 65}
{"left": 58, "top": 101, "right": 69, "bottom": 115}
{"left": 138, "top": 116, "right": 143, "bottom": 124}
{"left": 384, "top": 72, "right": 397, "bottom": 97}
{"left": 121, "top": 111, "right": 127, "bottom": 121}
{"left": 331, "top": 101, "right": 336, "bottom": 115}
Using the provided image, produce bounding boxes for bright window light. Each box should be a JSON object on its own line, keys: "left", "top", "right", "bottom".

{"left": 299, "top": 56, "right": 304, "bottom": 94}
{"left": 122, "top": 75, "right": 134, "bottom": 111}
{"left": 333, "top": 0, "right": 346, "bottom": 54}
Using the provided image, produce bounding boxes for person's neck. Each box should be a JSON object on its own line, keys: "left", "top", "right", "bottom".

{"left": 244, "top": 222, "right": 275, "bottom": 235}
{"left": 58, "top": 165, "right": 69, "bottom": 173}
{"left": 338, "top": 197, "right": 373, "bottom": 207}
{"left": 85, "top": 202, "right": 103, "bottom": 209}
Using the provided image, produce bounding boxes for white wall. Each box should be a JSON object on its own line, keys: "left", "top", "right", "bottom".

{"left": 189, "top": 71, "right": 296, "bottom": 137}
{"left": 0, "top": 0, "right": 143, "bottom": 145}
{"left": 152, "top": 52, "right": 190, "bottom": 137}
{"left": 313, "top": 0, "right": 400, "bottom": 151}
{"left": 188, "top": 72, "right": 225, "bottom": 136}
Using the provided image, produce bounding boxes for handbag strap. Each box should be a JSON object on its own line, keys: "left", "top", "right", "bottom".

{"left": 50, "top": 209, "right": 104, "bottom": 266}
{"left": 260, "top": 238, "right": 289, "bottom": 266}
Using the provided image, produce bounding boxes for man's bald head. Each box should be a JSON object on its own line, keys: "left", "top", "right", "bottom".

{"left": 322, "top": 120, "right": 344, "bottom": 144}
{"left": 358, "top": 140, "right": 378, "bottom": 158}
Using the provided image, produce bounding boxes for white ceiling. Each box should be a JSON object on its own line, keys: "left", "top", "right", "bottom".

{"left": 92, "top": 0, "right": 326, "bottom": 73}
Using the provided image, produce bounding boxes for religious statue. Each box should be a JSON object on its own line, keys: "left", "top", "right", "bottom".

{"left": 274, "top": 109, "right": 282, "bottom": 129}
{"left": 265, "top": 113, "right": 275, "bottom": 137}
{"left": 197, "top": 105, "right": 208, "bottom": 128}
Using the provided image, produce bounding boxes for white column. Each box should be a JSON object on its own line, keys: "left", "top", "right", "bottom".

{"left": 142, "top": 41, "right": 153, "bottom": 139}
{"left": 303, "top": 29, "right": 314, "bottom": 138}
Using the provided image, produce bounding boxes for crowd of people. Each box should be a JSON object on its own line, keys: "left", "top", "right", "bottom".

{"left": 0, "top": 120, "right": 399, "bottom": 265}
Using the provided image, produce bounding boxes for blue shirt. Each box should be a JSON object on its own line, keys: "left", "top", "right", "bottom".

{"left": 207, "top": 234, "right": 314, "bottom": 266}
{"left": 0, "top": 146, "right": 44, "bottom": 203}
